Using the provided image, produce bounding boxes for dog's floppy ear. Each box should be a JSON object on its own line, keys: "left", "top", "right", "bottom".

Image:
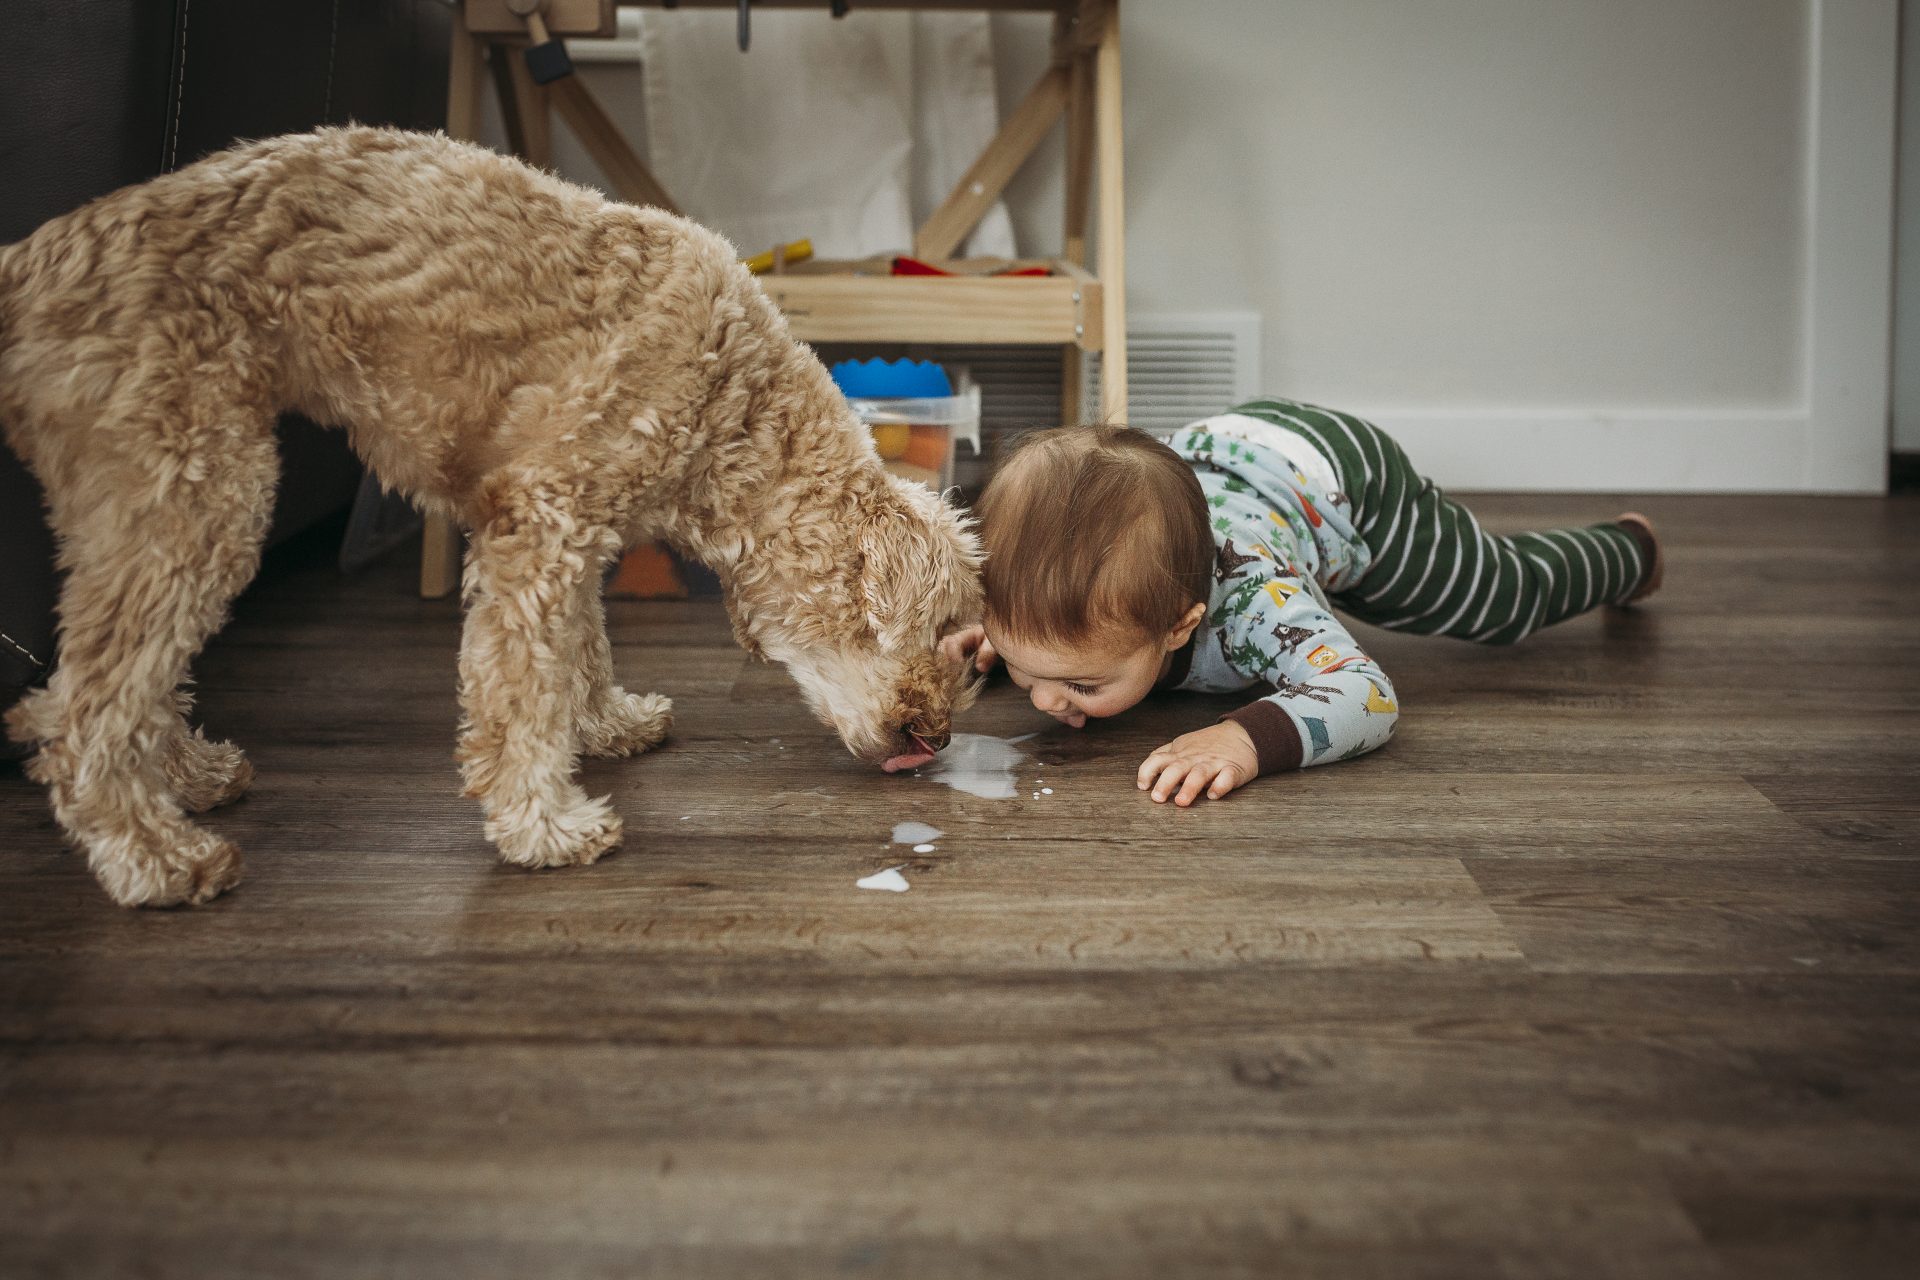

{"left": 858, "top": 479, "right": 982, "bottom": 653}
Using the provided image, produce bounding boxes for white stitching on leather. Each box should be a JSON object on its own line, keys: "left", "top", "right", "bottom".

{"left": 0, "top": 629, "right": 44, "bottom": 668}
{"left": 167, "top": 0, "right": 192, "bottom": 170}
{"left": 323, "top": 0, "right": 341, "bottom": 122}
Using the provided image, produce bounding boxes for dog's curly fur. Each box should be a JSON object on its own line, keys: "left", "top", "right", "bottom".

{"left": 0, "top": 127, "right": 983, "bottom": 907}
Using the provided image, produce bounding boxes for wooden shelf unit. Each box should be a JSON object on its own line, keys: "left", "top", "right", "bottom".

{"left": 761, "top": 259, "right": 1101, "bottom": 349}
{"left": 424, "top": 0, "right": 1127, "bottom": 597}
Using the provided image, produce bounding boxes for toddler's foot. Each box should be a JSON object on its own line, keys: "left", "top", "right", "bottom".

{"left": 1614, "top": 512, "right": 1662, "bottom": 603}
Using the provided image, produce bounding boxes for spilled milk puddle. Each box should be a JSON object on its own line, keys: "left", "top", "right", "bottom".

{"left": 917, "top": 732, "right": 1036, "bottom": 799}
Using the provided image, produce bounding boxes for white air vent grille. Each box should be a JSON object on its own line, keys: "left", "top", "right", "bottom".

{"left": 1083, "top": 312, "right": 1264, "bottom": 433}
{"left": 919, "top": 344, "right": 1079, "bottom": 432}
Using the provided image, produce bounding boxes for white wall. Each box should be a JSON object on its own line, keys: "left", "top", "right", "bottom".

{"left": 1895, "top": 0, "right": 1920, "bottom": 453}
{"left": 999, "top": 0, "right": 1893, "bottom": 491}
{"left": 1006, "top": 0, "right": 1816, "bottom": 411}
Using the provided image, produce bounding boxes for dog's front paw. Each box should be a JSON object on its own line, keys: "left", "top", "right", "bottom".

{"left": 487, "top": 793, "right": 624, "bottom": 869}
{"left": 94, "top": 830, "right": 244, "bottom": 908}
{"left": 578, "top": 690, "right": 673, "bottom": 758}
{"left": 166, "top": 733, "right": 254, "bottom": 813}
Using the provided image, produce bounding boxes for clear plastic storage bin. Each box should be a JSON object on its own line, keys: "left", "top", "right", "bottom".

{"left": 843, "top": 371, "right": 982, "bottom": 493}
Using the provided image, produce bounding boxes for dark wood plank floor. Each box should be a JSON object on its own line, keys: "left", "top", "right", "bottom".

{"left": 2, "top": 494, "right": 1916, "bottom": 1279}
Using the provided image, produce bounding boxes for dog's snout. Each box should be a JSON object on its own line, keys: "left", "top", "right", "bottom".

{"left": 919, "top": 728, "right": 951, "bottom": 753}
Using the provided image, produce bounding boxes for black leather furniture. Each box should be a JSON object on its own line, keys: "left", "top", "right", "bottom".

{"left": 1, "top": 0, "right": 451, "bottom": 754}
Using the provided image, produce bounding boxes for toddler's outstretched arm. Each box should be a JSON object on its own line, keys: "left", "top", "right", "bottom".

{"left": 1138, "top": 564, "right": 1398, "bottom": 805}
{"left": 1212, "top": 566, "right": 1399, "bottom": 774}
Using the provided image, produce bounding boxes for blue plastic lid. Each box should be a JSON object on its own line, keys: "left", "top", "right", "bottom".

{"left": 829, "top": 357, "right": 952, "bottom": 399}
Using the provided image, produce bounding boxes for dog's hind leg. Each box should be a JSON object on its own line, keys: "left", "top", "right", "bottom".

{"left": 162, "top": 689, "right": 254, "bottom": 813}
{"left": 457, "top": 482, "right": 626, "bottom": 869}
{"left": 570, "top": 578, "right": 672, "bottom": 759}
{"left": 9, "top": 401, "right": 279, "bottom": 907}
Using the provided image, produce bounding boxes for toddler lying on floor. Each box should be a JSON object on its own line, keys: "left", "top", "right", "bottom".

{"left": 940, "top": 399, "right": 1660, "bottom": 805}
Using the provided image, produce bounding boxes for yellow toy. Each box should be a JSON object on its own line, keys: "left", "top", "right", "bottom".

{"left": 742, "top": 238, "right": 814, "bottom": 275}
{"left": 869, "top": 422, "right": 912, "bottom": 459}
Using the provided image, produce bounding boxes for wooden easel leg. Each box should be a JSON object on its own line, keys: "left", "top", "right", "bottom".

{"left": 421, "top": 514, "right": 466, "bottom": 602}
{"left": 510, "top": 51, "right": 553, "bottom": 168}
{"left": 1063, "top": 48, "right": 1095, "bottom": 268}
{"left": 421, "top": 12, "right": 489, "bottom": 600}
{"left": 914, "top": 65, "right": 1070, "bottom": 261}
{"left": 490, "top": 42, "right": 554, "bottom": 169}
{"left": 1094, "top": 0, "right": 1127, "bottom": 422}
{"left": 1060, "top": 349, "right": 1087, "bottom": 426}
{"left": 446, "top": 7, "right": 485, "bottom": 143}
{"left": 547, "top": 75, "right": 680, "bottom": 213}
{"left": 1062, "top": 45, "right": 1096, "bottom": 426}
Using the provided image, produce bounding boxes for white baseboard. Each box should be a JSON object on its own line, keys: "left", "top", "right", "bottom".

{"left": 1356, "top": 408, "right": 1875, "bottom": 494}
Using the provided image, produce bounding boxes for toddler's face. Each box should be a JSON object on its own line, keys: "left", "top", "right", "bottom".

{"left": 987, "top": 626, "right": 1179, "bottom": 729}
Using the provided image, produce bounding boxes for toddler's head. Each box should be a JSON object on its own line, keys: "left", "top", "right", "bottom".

{"left": 975, "top": 426, "right": 1213, "bottom": 727}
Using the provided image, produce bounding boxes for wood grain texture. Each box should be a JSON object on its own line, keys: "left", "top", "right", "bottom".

{"left": 759, "top": 269, "right": 1099, "bottom": 348}
{"left": 1, "top": 494, "right": 1916, "bottom": 1278}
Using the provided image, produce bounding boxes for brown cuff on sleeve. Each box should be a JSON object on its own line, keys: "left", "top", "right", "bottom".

{"left": 1221, "top": 700, "right": 1305, "bottom": 775}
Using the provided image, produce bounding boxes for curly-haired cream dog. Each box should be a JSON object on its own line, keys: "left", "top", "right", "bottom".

{"left": 0, "top": 127, "right": 982, "bottom": 908}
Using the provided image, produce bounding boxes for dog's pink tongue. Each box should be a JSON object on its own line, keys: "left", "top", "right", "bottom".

{"left": 883, "top": 735, "right": 940, "bottom": 773}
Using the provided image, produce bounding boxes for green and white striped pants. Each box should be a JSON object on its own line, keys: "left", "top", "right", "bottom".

{"left": 1230, "top": 399, "right": 1648, "bottom": 645}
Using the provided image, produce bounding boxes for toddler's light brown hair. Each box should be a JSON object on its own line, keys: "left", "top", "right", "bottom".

{"left": 974, "top": 425, "right": 1214, "bottom": 647}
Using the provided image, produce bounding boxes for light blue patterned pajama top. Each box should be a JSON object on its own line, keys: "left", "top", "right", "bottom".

{"left": 1160, "top": 414, "right": 1400, "bottom": 774}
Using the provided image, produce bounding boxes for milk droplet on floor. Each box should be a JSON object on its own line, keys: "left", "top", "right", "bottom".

{"left": 892, "top": 821, "right": 944, "bottom": 845}
{"left": 1042, "top": 787, "right": 1054, "bottom": 795}
{"left": 912, "top": 843, "right": 936, "bottom": 853}
{"left": 856, "top": 866, "right": 910, "bottom": 892}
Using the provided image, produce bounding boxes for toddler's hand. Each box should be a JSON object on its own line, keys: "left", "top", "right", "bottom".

{"left": 1137, "top": 722, "right": 1259, "bottom": 806}
{"left": 938, "top": 624, "right": 998, "bottom": 674}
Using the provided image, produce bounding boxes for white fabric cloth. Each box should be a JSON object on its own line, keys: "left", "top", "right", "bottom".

{"left": 636, "top": 9, "right": 1015, "bottom": 260}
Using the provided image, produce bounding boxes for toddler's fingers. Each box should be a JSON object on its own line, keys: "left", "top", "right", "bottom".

{"left": 1149, "top": 761, "right": 1190, "bottom": 803}
{"left": 940, "top": 625, "right": 987, "bottom": 666}
{"left": 1207, "top": 765, "right": 1243, "bottom": 800}
{"left": 1174, "top": 766, "right": 1213, "bottom": 807}
{"left": 1137, "top": 751, "right": 1169, "bottom": 789}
